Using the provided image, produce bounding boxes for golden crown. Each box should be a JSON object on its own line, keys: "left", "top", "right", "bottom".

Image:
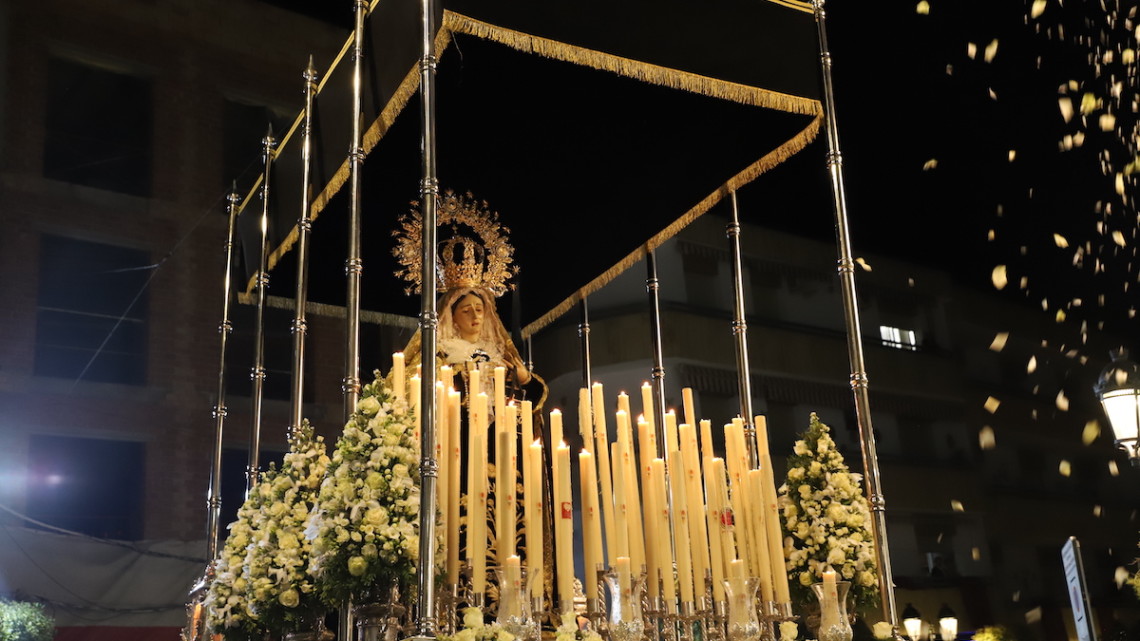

{"left": 392, "top": 190, "right": 518, "bottom": 296}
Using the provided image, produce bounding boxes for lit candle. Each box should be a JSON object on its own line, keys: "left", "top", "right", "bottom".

{"left": 704, "top": 461, "right": 727, "bottom": 602}
{"left": 755, "top": 415, "right": 792, "bottom": 604}
{"left": 494, "top": 366, "right": 506, "bottom": 422}
{"left": 617, "top": 392, "right": 631, "bottom": 425}
{"left": 392, "top": 352, "right": 405, "bottom": 402}
{"left": 579, "top": 450, "right": 603, "bottom": 600}
{"left": 747, "top": 469, "right": 775, "bottom": 604}
{"left": 498, "top": 429, "right": 515, "bottom": 560}
{"left": 554, "top": 442, "right": 575, "bottom": 607}
{"left": 820, "top": 568, "right": 840, "bottom": 631}
{"left": 650, "top": 458, "right": 675, "bottom": 605}
{"left": 439, "top": 364, "right": 453, "bottom": 392}
{"left": 591, "top": 383, "right": 617, "bottom": 566}
{"left": 447, "top": 389, "right": 461, "bottom": 586}
{"left": 550, "top": 409, "right": 564, "bottom": 454}
{"left": 579, "top": 388, "right": 594, "bottom": 454}
{"left": 667, "top": 449, "right": 695, "bottom": 604}
{"left": 471, "top": 398, "right": 488, "bottom": 595}
{"left": 664, "top": 410, "right": 679, "bottom": 457}
{"left": 526, "top": 440, "right": 544, "bottom": 599}
{"left": 469, "top": 366, "right": 482, "bottom": 399}
{"left": 723, "top": 422, "right": 753, "bottom": 574}
{"left": 641, "top": 382, "right": 656, "bottom": 436}
{"left": 611, "top": 440, "right": 630, "bottom": 561}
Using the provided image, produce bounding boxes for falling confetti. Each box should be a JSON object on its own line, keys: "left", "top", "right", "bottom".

{"left": 1054, "top": 233, "right": 1069, "bottom": 247}
{"left": 971, "top": 547, "right": 982, "bottom": 561}
{"left": 1116, "top": 567, "right": 1130, "bottom": 588}
{"left": 967, "top": 42, "right": 977, "bottom": 59}
{"left": 1056, "top": 389, "right": 1069, "bottom": 411}
{"left": 855, "top": 257, "right": 873, "bottom": 271}
{"left": 1008, "top": 149, "right": 1017, "bottom": 161}
{"left": 1058, "top": 96, "right": 1074, "bottom": 122}
{"left": 1030, "top": 0, "right": 1047, "bottom": 18}
{"left": 916, "top": 1, "right": 930, "bottom": 14}
{"left": 1109, "top": 460, "right": 1120, "bottom": 476}
{"left": 1083, "top": 420, "right": 1100, "bottom": 445}
{"left": 1058, "top": 459, "right": 1071, "bottom": 476}
{"left": 1113, "top": 230, "right": 1127, "bottom": 247}
{"left": 1093, "top": 505, "right": 1102, "bottom": 517}
{"left": 992, "top": 265, "right": 1009, "bottom": 290}
{"left": 985, "top": 397, "right": 1001, "bottom": 414}
{"left": 990, "top": 332, "right": 1008, "bottom": 351}
{"left": 1027, "top": 356, "right": 1037, "bottom": 373}
{"left": 923, "top": 159, "right": 939, "bottom": 171}
{"left": 985, "top": 39, "right": 1000, "bottom": 62}
{"left": 1025, "top": 608, "right": 1043, "bottom": 624}
{"left": 951, "top": 500, "right": 965, "bottom": 512}
{"left": 979, "top": 426, "right": 997, "bottom": 449}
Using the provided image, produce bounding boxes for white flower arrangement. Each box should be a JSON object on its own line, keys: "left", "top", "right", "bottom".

{"left": 779, "top": 413, "right": 879, "bottom": 614}
{"left": 441, "top": 607, "right": 515, "bottom": 641}
{"left": 305, "top": 371, "right": 433, "bottom": 605}
{"left": 204, "top": 472, "right": 271, "bottom": 641}
{"left": 242, "top": 420, "right": 331, "bottom": 631}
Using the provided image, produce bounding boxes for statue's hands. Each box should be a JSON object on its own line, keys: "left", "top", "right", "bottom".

{"left": 514, "top": 362, "right": 532, "bottom": 386}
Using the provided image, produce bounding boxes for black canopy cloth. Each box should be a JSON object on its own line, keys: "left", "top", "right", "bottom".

{"left": 239, "top": 0, "right": 822, "bottom": 338}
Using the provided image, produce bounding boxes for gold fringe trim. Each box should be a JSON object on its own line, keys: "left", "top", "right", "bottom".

{"left": 522, "top": 112, "right": 823, "bottom": 338}
{"left": 766, "top": 0, "right": 814, "bottom": 13}
{"left": 444, "top": 12, "right": 820, "bottom": 117}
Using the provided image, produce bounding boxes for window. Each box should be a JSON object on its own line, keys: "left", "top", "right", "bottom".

{"left": 879, "top": 325, "right": 919, "bottom": 351}
{"left": 35, "top": 235, "right": 150, "bottom": 385}
{"left": 43, "top": 57, "right": 152, "bottom": 196}
{"left": 27, "top": 436, "right": 144, "bottom": 540}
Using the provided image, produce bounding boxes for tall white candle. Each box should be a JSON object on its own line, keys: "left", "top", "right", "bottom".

{"left": 446, "top": 389, "right": 461, "bottom": 586}
{"left": 667, "top": 449, "right": 695, "bottom": 604}
{"left": 526, "top": 440, "right": 544, "bottom": 599}
{"left": 579, "top": 450, "right": 603, "bottom": 600}
{"left": 554, "top": 442, "right": 575, "bottom": 607}
{"left": 591, "top": 383, "right": 617, "bottom": 566}
{"left": 640, "top": 382, "right": 656, "bottom": 436}
{"left": 392, "top": 352, "right": 405, "bottom": 402}
{"left": 550, "top": 409, "right": 564, "bottom": 455}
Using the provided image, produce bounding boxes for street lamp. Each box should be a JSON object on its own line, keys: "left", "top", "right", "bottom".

{"left": 938, "top": 604, "right": 958, "bottom": 641}
{"left": 1094, "top": 349, "right": 1140, "bottom": 467}
{"left": 902, "top": 604, "right": 923, "bottom": 641}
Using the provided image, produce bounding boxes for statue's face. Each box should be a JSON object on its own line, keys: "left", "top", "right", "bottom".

{"left": 452, "top": 293, "right": 485, "bottom": 341}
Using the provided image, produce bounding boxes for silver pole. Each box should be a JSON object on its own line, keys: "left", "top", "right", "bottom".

{"left": 414, "top": 0, "right": 441, "bottom": 635}
{"left": 726, "top": 192, "right": 758, "bottom": 468}
{"left": 812, "top": 0, "right": 899, "bottom": 628}
{"left": 339, "top": 3, "right": 368, "bottom": 639}
{"left": 646, "top": 250, "right": 668, "bottom": 455}
{"left": 343, "top": 0, "right": 367, "bottom": 422}
{"left": 207, "top": 185, "right": 241, "bottom": 561}
{"left": 579, "top": 298, "right": 592, "bottom": 389}
{"left": 247, "top": 126, "right": 277, "bottom": 494}
{"left": 289, "top": 56, "right": 318, "bottom": 437}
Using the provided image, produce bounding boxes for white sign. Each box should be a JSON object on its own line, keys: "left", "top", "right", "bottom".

{"left": 1061, "top": 537, "right": 1097, "bottom": 641}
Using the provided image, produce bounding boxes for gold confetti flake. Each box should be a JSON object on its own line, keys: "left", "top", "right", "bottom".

{"left": 1109, "top": 460, "right": 1120, "bottom": 476}
{"left": 1093, "top": 505, "right": 1102, "bottom": 517}
{"left": 923, "top": 158, "right": 939, "bottom": 171}
{"left": 1101, "top": 113, "right": 1116, "bottom": 131}
{"left": 1059, "top": 97, "right": 1074, "bottom": 122}
{"left": 1058, "top": 459, "right": 1071, "bottom": 476}
{"left": 1055, "top": 309, "right": 1066, "bottom": 322}
{"left": 988, "top": 229, "right": 996, "bottom": 241}
{"left": 1082, "top": 420, "right": 1100, "bottom": 445}
{"left": 979, "top": 426, "right": 997, "bottom": 449}
{"left": 1031, "top": 0, "right": 1047, "bottom": 18}
{"left": 985, "top": 39, "right": 999, "bottom": 62}
{"left": 967, "top": 42, "right": 977, "bottom": 59}
{"left": 951, "top": 500, "right": 965, "bottom": 512}
{"left": 1027, "top": 356, "right": 1037, "bottom": 373}
{"left": 855, "top": 257, "right": 872, "bottom": 271}
{"left": 1080, "top": 92, "right": 1099, "bottom": 114}
{"left": 992, "top": 265, "right": 1008, "bottom": 290}
{"left": 916, "top": 0, "right": 931, "bottom": 14}
{"left": 971, "top": 547, "right": 982, "bottom": 561}
{"left": 1012, "top": 590, "right": 1021, "bottom": 603}
{"left": 1113, "top": 230, "right": 1127, "bottom": 246}
{"left": 985, "top": 396, "right": 1001, "bottom": 413}
{"left": 1124, "top": 49, "right": 1135, "bottom": 64}
{"left": 1056, "top": 389, "right": 1069, "bottom": 411}
{"left": 1008, "top": 149, "right": 1017, "bottom": 161}
{"left": 1054, "top": 233, "right": 1069, "bottom": 247}
{"left": 1025, "top": 608, "right": 1042, "bottom": 625}
{"left": 989, "top": 332, "right": 1008, "bottom": 351}
{"left": 989, "top": 87, "right": 998, "bottom": 100}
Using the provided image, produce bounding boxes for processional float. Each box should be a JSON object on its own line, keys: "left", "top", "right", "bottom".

{"left": 183, "top": 1, "right": 902, "bottom": 640}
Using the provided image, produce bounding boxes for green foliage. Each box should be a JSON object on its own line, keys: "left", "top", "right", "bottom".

{"left": 0, "top": 600, "right": 54, "bottom": 641}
